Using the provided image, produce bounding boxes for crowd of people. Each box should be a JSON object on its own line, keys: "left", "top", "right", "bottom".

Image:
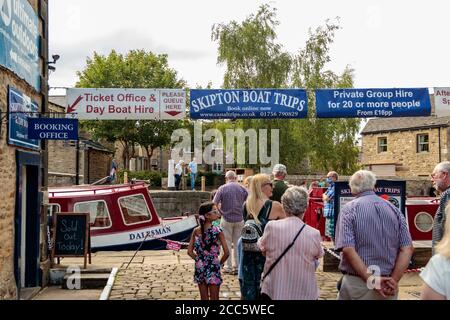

{"left": 186, "top": 162, "right": 450, "bottom": 300}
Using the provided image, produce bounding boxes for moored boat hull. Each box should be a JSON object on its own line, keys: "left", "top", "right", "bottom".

{"left": 90, "top": 215, "right": 198, "bottom": 252}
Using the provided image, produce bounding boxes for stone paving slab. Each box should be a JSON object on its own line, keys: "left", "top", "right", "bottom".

{"left": 55, "top": 249, "right": 425, "bottom": 300}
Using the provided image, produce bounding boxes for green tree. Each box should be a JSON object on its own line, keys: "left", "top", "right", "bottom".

{"left": 292, "top": 21, "right": 361, "bottom": 174}
{"left": 76, "top": 50, "right": 186, "bottom": 169}
{"left": 212, "top": 4, "right": 293, "bottom": 171}
{"left": 212, "top": 4, "right": 360, "bottom": 174}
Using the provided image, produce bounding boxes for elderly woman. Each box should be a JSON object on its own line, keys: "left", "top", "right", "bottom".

{"left": 258, "top": 186, "right": 324, "bottom": 300}
{"left": 241, "top": 173, "right": 285, "bottom": 300}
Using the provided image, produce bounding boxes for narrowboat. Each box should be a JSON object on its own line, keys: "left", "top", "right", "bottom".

{"left": 48, "top": 182, "right": 198, "bottom": 251}
{"left": 305, "top": 187, "right": 438, "bottom": 241}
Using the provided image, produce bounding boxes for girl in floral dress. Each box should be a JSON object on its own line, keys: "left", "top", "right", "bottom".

{"left": 188, "top": 202, "right": 229, "bottom": 300}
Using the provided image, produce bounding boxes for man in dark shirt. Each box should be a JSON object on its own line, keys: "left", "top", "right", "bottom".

{"left": 270, "top": 164, "right": 288, "bottom": 202}
{"left": 431, "top": 161, "right": 450, "bottom": 253}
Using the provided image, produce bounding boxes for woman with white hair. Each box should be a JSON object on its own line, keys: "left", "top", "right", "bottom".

{"left": 258, "top": 186, "right": 324, "bottom": 299}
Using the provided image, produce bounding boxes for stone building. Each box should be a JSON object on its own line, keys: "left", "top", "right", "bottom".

{"left": 0, "top": 0, "right": 49, "bottom": 299}
{"left": 361, "top": 115, "right": 450, "bottom": 178}
{"left": 114, "top": 140, "right": 171, "bottom": 172}
{"left": 48, "top": 96, "right": 113, "bottom": 186}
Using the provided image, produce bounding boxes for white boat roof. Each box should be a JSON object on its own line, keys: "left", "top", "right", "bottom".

{"left": 49, "top": 182, "right": 149, "bottom": 198}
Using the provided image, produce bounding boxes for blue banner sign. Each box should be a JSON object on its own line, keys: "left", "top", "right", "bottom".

{"left": 316, "top": 88, "right": 431, "bottom": 118}
{"left": 28, "top": 118, "right": 78, "bottom": 140}
{"left": 8, "top": 87, "right": 40, "bottom": 150}
{"left": 190, "top": 89, "right": 308, "bottom": 119}
{"left": 0, "top": 0, "right": 40, "bottom": 90}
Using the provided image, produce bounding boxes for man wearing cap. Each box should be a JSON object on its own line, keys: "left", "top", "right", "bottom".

{"left": 270, "top": 164, "right": 288, "bottom": 202}
{"left": 174, "top": 160, "right": 184, "bottom": 190}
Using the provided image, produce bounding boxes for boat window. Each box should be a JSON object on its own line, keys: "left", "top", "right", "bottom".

{"left": 118, "top": 194, "right": 152, "bottom": 225}
{"left": 74, "top": 200, "right": 111, "bottom": 229}
{"left": 414, "top": 211, "right": 434, "bottom": 233}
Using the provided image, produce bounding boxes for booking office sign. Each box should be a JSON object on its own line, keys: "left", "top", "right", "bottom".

{"left": 0, "top": 0, "right": 40, "bottom": 90}
{"left": 315, "top": 88, "right": 431, "bottom": 118}
{"left": 190, "top": 89, "right": 308, "bottom": 119}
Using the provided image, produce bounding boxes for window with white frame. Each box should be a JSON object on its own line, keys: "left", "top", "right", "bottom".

{"left": 118, "top": 194, "right": 152, "bottom": 225}
{"left": 378, "top": 137, "right": 388, "bottom": 153}
{"left": 74, "top": 200, "right": 111, "bottom": 229}
{"left": 417, "top": 134, "right": 429, "bottom": 153}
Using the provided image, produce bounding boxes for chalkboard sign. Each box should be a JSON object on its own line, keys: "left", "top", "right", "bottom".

{"left": 52, "top": 212, "right": 90, "bottom": 268}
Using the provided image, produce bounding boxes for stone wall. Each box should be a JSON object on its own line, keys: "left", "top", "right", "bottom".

{"left": 361, "top": 128, "right": 448, "bottom": 177}
{"left": 0, "top": 0, "right": 48, "bottom": 299}
{"left": 149, "top": 191, "right": 211, "bottom": 218}
{"left": 0, "top": 66, "right": 44, "bottom": 299}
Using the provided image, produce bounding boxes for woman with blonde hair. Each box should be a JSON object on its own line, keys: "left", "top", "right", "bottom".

{"left": 420, "top": 204, "right": 450, "bottom": 300}
{"left": 241, "top": 174, "right": 285, "bottom": 300}
{"left": 243, "top": 175, "right": 253, "bottom": 190}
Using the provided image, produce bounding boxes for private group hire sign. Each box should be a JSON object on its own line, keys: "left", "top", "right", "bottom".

{"left": 315, "top": 88, "right": 431, "bottom": 118}
{"left": 66, "top": 88, "right": 186, "bottom": 120}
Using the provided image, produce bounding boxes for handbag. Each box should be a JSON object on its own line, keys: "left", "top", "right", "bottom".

{"left": 259, "top": 223, "right": 307, "bottom": 299}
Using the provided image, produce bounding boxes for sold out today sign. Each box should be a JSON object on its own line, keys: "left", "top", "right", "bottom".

{"left": 66, "top": 88, "right": 186, "bottom": 120}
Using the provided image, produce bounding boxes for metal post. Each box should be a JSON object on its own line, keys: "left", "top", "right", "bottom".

{"left": 76, "top": 140, "right": 80, "bottom": 185}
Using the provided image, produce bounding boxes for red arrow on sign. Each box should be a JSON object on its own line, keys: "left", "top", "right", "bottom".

{"left": 67, "top": 95, "right": 83, "bottom": 113}
{"left": 165, "top": 111, "right": 182, "bottom": 117}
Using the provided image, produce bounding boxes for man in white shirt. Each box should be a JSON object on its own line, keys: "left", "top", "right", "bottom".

{"left": 174, "top": 160, "right": 184, "bottom": 190}
{"left": 188, "top": 158, "right": 198, "bottom": 191}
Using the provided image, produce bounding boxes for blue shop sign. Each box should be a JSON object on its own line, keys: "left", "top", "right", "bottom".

{"left": 8, "top": 87, "right": 40, "bottom": 150}
{"left": 28, "top": 118, "right": 78, "bottom": 140}
{"left": 0, "top": 0, "right": 40, "bottom": 90}
{"left": 316, "top": 88, "right": 431, "bottom": 118}
{"left": 190, "top": 89, "right": 308, "bottom": 119}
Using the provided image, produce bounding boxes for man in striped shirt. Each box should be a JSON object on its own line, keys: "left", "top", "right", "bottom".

{"left": 213, "top": 171, "right": 248, "bottom": 274}
{"left": 431, "top": 161, "right": 450, "bottom": 254}
{"left": 335, "top": 170, "right": 413, "bottom": 300}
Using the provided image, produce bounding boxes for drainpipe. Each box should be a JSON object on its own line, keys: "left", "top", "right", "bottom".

{"left": 87, "top": 148, "right": 91, "bottom": 183}
{"left": 76, "top": 140, "right": 80, "bottom": 185}
{"left": 438, "top": 127, "right": 442, "bottom": 163}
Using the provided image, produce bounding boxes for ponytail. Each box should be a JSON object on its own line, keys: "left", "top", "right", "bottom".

{"left": 198, "top": 201, "right": 215, "bottom": 242}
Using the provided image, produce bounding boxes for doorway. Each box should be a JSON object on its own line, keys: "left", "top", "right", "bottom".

{"left": 14, "top": 151, "right": 41, "bottom": 291}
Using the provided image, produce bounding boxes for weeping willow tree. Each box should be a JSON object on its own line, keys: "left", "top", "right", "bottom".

{"left": 211, "top": 4, "right": 360, "bottom": 174}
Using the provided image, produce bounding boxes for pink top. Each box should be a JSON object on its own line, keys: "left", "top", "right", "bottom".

{"left": 258, "top": 217, "right": 324, "bottom": 300}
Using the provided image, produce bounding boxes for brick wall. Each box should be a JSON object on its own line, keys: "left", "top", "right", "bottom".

{"left": 48, "top": 139, "right": 85, "bottom": 185}
{"left": 85, "top": 150, "right": 111, "bottom": 184}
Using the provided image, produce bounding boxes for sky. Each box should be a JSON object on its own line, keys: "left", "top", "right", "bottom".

{"left": 49, "top": 0, "right": 450, "bottom": 95}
